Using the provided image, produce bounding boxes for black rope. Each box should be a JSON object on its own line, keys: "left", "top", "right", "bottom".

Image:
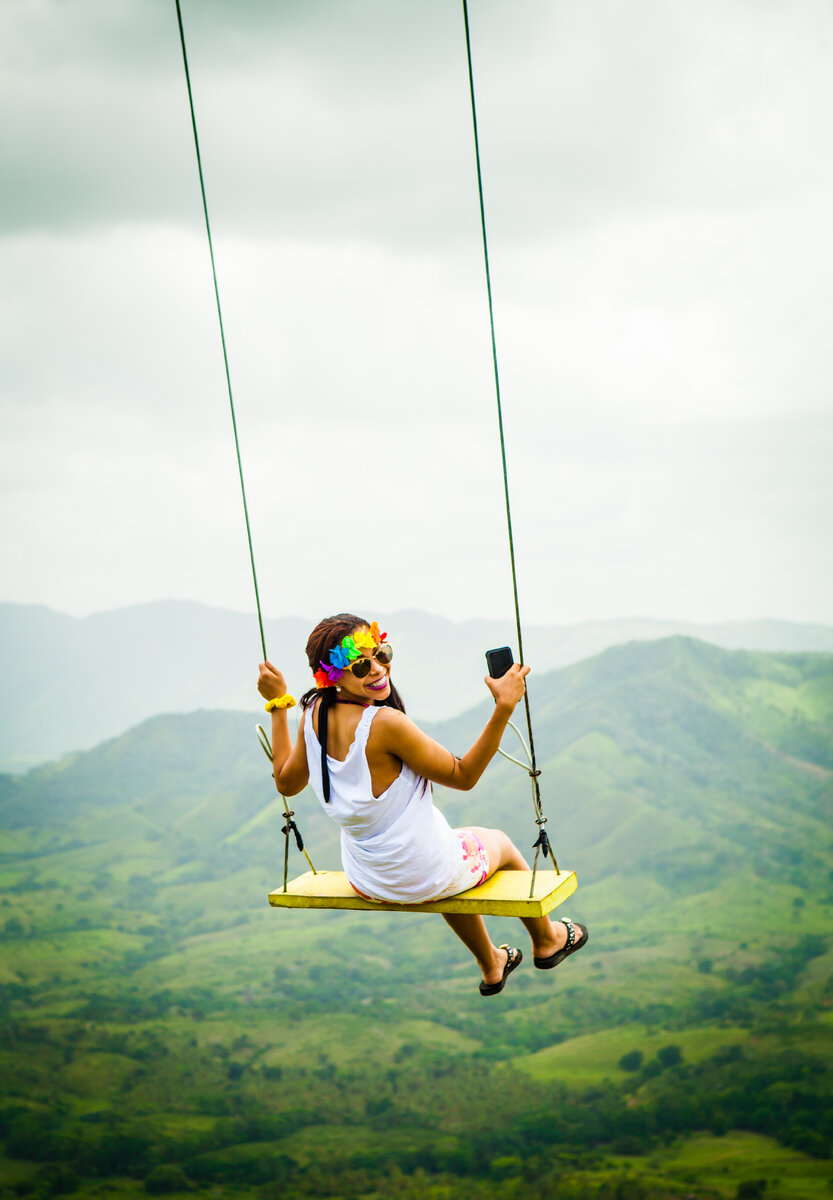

{"left": 282, "top": 809, "right": 305, "bottom": 891}
{"left": 174, "top": 0, "right": 267, "bottom": 661}
{"left": 282, "top": 810, "right": 291, "bottom": 892}
{"left": 282, "top": 813, "right": 305, "bottom": 854}
{"left": 461, "top": 0, "right": 559, "bottom": 888}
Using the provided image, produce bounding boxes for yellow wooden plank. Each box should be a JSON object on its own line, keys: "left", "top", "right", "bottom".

{"left": 268, "top": 868, "right": 577, "bottom": 917}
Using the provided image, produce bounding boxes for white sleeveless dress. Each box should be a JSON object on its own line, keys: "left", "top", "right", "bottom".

{"left": 304, "top": 703, "right": 480, "bottom": 903}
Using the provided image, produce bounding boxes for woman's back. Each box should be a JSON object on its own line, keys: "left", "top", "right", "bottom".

{"left": 304, "top": 701, "right": 464, "bottom": 903}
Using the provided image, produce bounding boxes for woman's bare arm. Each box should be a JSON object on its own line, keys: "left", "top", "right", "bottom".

{"left": 272, "top": 709, "right": 310, "bottom": 796}
{"left": 374, "top": 664, "right": 530, "bottom": 791}
{"left": 258, "top": 660, "right": 310, "bottom": 796}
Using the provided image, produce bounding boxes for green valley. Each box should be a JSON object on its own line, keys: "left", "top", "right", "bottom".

{"left": 1, "top": 638, "right": 831, "bottom": 1199}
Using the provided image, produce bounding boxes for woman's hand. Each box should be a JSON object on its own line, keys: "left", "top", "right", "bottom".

{"left": 257, "top": 660, "right": 288, "bottom": 703}
{"left": 484, "top": 662, "right": 530, "bottom": 711}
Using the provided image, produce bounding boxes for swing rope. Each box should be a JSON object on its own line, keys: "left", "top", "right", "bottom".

{"left": 461, "top": 0, "right": 559, "bottom": 886}
{"left": 174, "top": 0, "right": 267, "bottom": 663}
{"left": 176, "top": 0, "right": 560, "bottom": 892}
{"left": 176, "top": 0, "right": 315, "bottom": 876}
{"left": 257, "top": 726, "right": 318, "bottom": 889}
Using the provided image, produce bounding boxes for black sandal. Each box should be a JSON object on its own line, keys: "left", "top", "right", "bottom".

{"left": 479, "top": 945, "right": 523, "bottom": 996}
{"left": 533, "top": 919, "right": 589, "bottom": 970}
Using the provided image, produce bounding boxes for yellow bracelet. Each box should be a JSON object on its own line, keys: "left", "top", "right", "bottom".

{"left": 265, "top": 694, "right": 296, "bottom": 712}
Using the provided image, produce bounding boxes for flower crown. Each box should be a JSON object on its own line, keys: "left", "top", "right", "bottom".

{"left": 313, "top": 621, "right": 387, "bottom": 688}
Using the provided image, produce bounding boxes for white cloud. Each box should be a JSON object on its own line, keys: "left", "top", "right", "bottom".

{"left": 1, "top": 0, "right": 831, "bottom": 625}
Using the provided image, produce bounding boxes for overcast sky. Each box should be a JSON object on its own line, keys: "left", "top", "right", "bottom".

{"left": 2, "top": 0, "right": 831, "bottom": 629}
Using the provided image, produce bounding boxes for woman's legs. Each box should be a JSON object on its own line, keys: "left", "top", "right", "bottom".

{"left": 441, "top": 913, "right": 511, "bottom": 986}
{"left": 461, "top": 825, "right": 582, "bottom": 961}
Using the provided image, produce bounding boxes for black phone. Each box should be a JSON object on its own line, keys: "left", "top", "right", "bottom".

{"left": 485, "top": 646, "right": 514, "bottom": 679}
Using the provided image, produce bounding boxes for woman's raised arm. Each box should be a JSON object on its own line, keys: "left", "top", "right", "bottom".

{"left": 374, "top": 663, "right": 530, "bottom": 791}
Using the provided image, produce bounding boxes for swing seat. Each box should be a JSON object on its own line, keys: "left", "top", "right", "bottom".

{"left": 268, "top": 868, "right": 577, "bottom": 917}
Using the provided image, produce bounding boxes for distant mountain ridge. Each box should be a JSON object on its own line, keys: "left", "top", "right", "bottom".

{"left": 2, "top": 599, "right": 832, "bottom": 771}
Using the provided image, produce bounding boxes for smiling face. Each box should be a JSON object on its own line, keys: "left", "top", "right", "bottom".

{"left": 337, "top": 628, "right": 392, "bottom": 703}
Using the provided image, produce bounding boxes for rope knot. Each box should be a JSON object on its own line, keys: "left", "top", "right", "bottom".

{"left": 528, "top": 768, "right": 541, "bottom": 778}
{"left": 281, "top": 816, "right": 305, "bottom": 853}
{"left": 532, "top": 828, "right": 551, "bottom": 858}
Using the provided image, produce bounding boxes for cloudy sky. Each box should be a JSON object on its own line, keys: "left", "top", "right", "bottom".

{"left": 2, "top": 0, "right": 831, "bottom": 628}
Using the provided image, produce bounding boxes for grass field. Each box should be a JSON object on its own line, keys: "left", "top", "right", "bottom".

{"left": 2, "top": 640, "right": 831, "bottom": 1199}
{"left": 631, "top": 1132, "right": 833, "bottom": 1198}
{"left": 515, "top": 1023, "right": 752, "bottom": 1085}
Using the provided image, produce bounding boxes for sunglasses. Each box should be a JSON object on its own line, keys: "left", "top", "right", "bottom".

{"left": 347, "top": 644, "right": 393, "bottom": 678}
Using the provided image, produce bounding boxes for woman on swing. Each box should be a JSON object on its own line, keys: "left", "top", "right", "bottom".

{"left": 258, "top": 612, "right": 587, "bottom": 995}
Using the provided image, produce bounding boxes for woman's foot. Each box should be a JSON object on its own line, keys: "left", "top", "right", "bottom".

{"left": 479, "top": 945, "right": 523, "bottom": 996}
{"left": 532, "top": 919, "right": 589, "bottom": 970}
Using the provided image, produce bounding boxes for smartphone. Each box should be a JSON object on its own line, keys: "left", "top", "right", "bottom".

{"left": 485, "top": 646, "right": 514, "bottom": 679}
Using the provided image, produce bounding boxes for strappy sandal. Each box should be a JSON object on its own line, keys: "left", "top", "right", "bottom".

{"left": 533, "top": 919, "right": 589, "bottom": 970}
{"left": 479, "top": 945, "right": 523, "bottom": 996}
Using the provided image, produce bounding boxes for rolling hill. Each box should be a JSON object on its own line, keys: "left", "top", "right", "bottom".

{"left": 0, "top": 637, "right": 831, "bottom": 1199}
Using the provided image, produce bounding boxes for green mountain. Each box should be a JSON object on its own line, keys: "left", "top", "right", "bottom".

{"left": 432, "top": 637, "right": 833, "bottom": 889}
{"left": 3, "top": 599, "right": 832, "bottom": 771}
{"left": 1, "top": 638, "right": 831, "bottom": 1200}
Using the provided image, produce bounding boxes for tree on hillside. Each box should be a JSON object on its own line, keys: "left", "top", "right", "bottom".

{"left": 619, "top": 1050, "right": 643, "bottom": 1072}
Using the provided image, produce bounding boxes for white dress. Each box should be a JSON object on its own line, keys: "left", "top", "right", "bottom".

{"left": 304, "top": 702, "right": 477, "bottom": 903}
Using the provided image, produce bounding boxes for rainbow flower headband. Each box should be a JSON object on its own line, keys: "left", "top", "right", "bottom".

{"left": 313, "top": 621, "right": 387, "bottom": 688}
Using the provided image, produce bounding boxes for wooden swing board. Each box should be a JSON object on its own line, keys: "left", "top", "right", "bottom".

{"left": 268, "top": 868, "right": 577, "bottom": 917}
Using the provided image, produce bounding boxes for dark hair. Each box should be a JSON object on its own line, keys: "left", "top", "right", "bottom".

{"left": 299, "top": 612, "right": 405, "bottom": 713}
{"left": 300, "top": 613, "right": 404, "bottom": 803}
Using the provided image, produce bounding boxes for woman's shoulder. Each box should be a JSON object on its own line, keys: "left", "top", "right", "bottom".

{"left": 370, "top": 704, "right": 406, "bottom": 729}
{"left": 368, "top": 704, "right": 409, "bottom": 736}
{"left": 368, "top": 704, "right": 421, "bottom": 749}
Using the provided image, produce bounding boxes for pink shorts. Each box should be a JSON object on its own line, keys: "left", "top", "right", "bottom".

{"left": 456, "top": 828, "right": 490, "bottom": 888}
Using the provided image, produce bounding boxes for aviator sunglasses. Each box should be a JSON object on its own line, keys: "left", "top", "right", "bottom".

{"left": 347, "top": 643, "right": 393, "bottom": 678}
